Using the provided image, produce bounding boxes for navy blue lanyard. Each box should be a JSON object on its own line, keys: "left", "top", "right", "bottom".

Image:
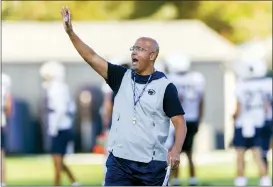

{"left": 132, "top": 72, "right": 153, "bottom": 106}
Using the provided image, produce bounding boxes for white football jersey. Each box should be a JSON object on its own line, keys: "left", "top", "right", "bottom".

{"left": 1, "top": 85, "right": 10, "bottom": 127}
{"left": 234, "top": 78, "right": 268, "bottom": 129}
{"left": 168, "top": 72, "right": 205, "bottom": 122}
{"left": 45, "top": 81, "right": 75, "bottom": 132}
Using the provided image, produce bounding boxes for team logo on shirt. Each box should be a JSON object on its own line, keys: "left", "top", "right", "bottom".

{"left": 148, "top": 89, "right": 156, "bottom": 95}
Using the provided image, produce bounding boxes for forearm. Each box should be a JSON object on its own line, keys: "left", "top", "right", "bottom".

{"left": 172, "top": 121, "right": 187, "bottom": 152}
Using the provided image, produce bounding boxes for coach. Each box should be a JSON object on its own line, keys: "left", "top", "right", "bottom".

{"left": 61, "top": 6, "right": 187, "bottom": 186}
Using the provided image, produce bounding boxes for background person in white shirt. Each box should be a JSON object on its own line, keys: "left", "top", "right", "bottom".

{"left": 1, "top": 73, "right": 13, "bottom": 187}
{"left": 232, "top": 59, "right": 271, "bottom": 186}
{"left": 39, "top": 61, "right": 80, "bottom": 186}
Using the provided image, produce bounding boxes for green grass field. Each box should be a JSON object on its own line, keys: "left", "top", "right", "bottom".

{"left": 4, "top": 151, "right": 272, "bottom": 186}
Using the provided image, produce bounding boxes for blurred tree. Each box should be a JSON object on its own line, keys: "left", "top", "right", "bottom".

{"left": 146, "top": 3, "right": 178, "bottom": 20}
{"left": 192, "top": 1, "right": 272, "bottom": 43}
{"left": 2, "top": 1, "right": 134, "bottom": 21}
{"left": 2, "top": 1, "right": 272, "bottom": 44}
{"left": 128, "top": 1, "right": 166, "bottom": 19}
{"left": 170, "top": 1, "right": 201, "bottom": 19}
{"left": 128, "top": 1, "right": 272, "bottom": 43}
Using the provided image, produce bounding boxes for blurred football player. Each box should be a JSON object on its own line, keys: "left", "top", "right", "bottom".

{"left": 1, "top": 73, "right": 13, "bottom": 187}
{"left": 100, "top": 57, "right": 131, "bottom": 185}
{"left": 232, "top": 59, "right": 271, "bottom": 186}
{"left": 165, "top": 53, "right": 205, "bottom": 186}
{"left": 39, "top": 61, "right": 80, "bottom": 186}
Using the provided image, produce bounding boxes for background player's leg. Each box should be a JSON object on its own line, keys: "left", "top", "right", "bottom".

{"left": 181, "top": 123, "right": 198, "bottom": 186}
{"left": 234, "top": 148, "right": 247, "bottom": 186}
{"left": 261, "top": 140, "right": 270, "bottom": 172}
{"left": 1, "top": 149, "right": 6, "bottom": 186}
{"left": 170, "top": 168, "right": 180, "bottom": 186}
{"left": 185, "top": 123, "right": 198, "bottom": 186}
{"left": 260, "top": 121, "right": 273, "bottom": 172}
{"left": 61, "top": 130, "right": 80, "bottom": 186}
{"left": 52, "top": 154, "right": 63, "bottom": 186}
{"left": 186, "top": 151, "right": 197, "bottom": 186}
{"left": 62, "top": 159, "right": 78, "bottom": 185}
{"left": 251, "top": 147, "right": 271, "bottom": 186}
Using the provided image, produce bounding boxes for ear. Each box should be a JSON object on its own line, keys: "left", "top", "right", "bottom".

{"left": 150, "top": 52, "right": 157, "bottom": 61}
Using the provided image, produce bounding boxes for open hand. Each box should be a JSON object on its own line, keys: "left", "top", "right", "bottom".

{"left": 61, "top": 6, "right": 73, "bottom": 34}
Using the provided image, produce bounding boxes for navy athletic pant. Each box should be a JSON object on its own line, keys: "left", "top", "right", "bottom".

{"left": 105, "top": 152, "right": 167, "bottom": 186}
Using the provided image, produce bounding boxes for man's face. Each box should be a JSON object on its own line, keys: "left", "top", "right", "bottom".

{"left": 130, "top": 38, "right": 156, "bottom": 73}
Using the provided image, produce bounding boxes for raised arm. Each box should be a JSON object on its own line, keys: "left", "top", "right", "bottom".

{"left": 61, "top": 6, "right": 108, "bottom": 79}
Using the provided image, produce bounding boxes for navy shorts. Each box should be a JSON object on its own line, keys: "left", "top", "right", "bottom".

{"left": 233, "top": 127, "right": 261, "bottom": 149}
{"left": 260, "top": 120, "right": 272, "bottom": 152}
{"left": 50, "top": 129, "right": 73, "bottom": 155}
{"left": 182, "top": 121, "right": 199, "bottom": 152}
{"left": 105, "top": 152, "right": 167, "bottom": 186}
{"left": 1, "top": 127, "right": 6, "bottom": 150}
